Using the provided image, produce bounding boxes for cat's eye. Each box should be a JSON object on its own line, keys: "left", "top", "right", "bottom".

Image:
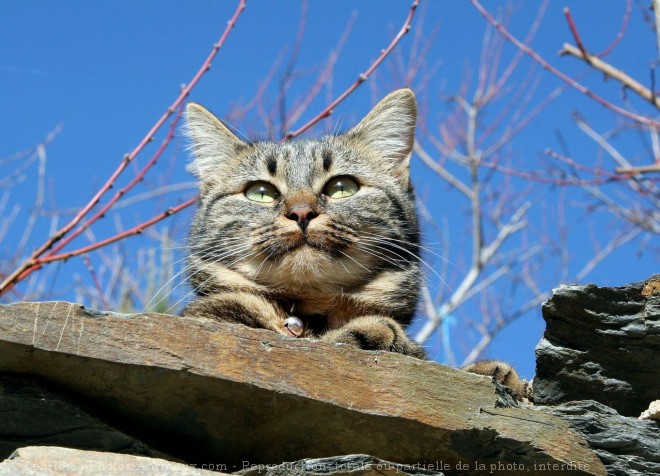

{"left": 324, "top": 176, "right": 359, "bottom": 199}
{"left": 245, "top": 182, "right": 280, "bottom": 203}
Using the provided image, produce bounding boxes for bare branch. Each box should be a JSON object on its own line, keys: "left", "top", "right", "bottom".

{"left": 283, "top": 0, "right": 419, "bottom": 140}
{"left": 0, "top": 0, "right": 247, "bottom": 296}
{"left": 615, "top": 163, "right": 660, "bottom": 174}
{"left": 414, "top": 142, "right": 472, "bottom": 198}
{"left": 16, "top": 145, "right": 47, "bottom": 256}
{"left": 560, "top": 43, "right": 660, "bottom": 109}
{"left": 563, "top": 8, "right": 588, "bottom": 57}
{"left": 38, "top": 198, "right": 196, "bottom": 265}
{"left": 285, "top": 11, "right": 358, "bottom": 130}
{"left": 469, "top": 0, "right": 660, "bottom": 128}
{"left": 415, "top": 202, "right": 531, "bottom": 343}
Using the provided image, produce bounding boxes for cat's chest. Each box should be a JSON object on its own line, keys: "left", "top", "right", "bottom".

{"left": 276, "top": 268, "right": 406, "bottom": 331}
{"left": 283, "top": 293, "right": 373, "bottom": 331}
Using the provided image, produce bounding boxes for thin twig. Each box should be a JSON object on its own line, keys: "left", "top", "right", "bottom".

{"left": 112, "top": 182, "right": 198, "bottom": 210}
{"left": 615, "top": 163, "right": 660, "bottom": 174}
{"left": 278, "top": 0, "right": 308, "bottom": 138}
{"left": 16, "top": 144, "right": 47, "bottom": 256}
{"left": 596, "top": 0, "right": 631, "bottom": 58}
{"left": 36, "top": 199, "right": 197, "bottom": 265}
{"left": 563, "top": 8, "right": 588, "bottom": 57}
{"left": 560, "top": 43, "right": 660, "bottom": 109}
{"left": 82, "top": 255, "right": 110, "bottom": 310}
{"left": 285, "top": 11, "right": 358, "bottom": 130}
{"left": 283, "top": 0, "right": 419, "bottom": 140}
{"left": 415, "top": 202, "right": 531, "bottom": 343}
{"left": 44, "top": 101, "right": 186, "bottom": 259}
{"left": 469, "top": 0, "right": 660, "bottom": 128}
{"left": 414, "top": 142, "right": 472, "bottom": 198}
{"left": 0, "top": 0, "right": 246, "bottom": 296}
{"left": 461, "top": 226, "right": 640, "bottom": 365}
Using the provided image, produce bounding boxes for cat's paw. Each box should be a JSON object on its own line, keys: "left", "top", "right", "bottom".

{"left": 462, "top": 360, "right": 531, "bottom": 401}
{"left": 321, "top": 316, "right": 425, "bottom": 359}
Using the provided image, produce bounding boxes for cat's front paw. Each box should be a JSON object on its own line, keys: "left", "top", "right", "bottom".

{"left": 462, "top": 360, "right": 531, "bottom": 401}
{"left": 321, "top": 316, "right": 425, "bottom": 359}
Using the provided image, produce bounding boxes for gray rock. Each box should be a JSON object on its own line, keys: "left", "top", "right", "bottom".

{"left": 533, "top": 275, "right": 660, "bottom": 417}
{"left": 0, "top": 376, "right": 167, "bottom": 461}
{"left": 0, "top": 301, "right": 605, "bottom": 476}
{"left": 4, "top": 276, "right": 660, "bottom": 475}
{"left": 540, "top": 400, "right": 660, "bottom": 476}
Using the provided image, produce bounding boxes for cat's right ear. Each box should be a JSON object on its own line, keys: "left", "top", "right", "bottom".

{"left": 345, "top": 89, "right": 417, "bottom": 184}
{"left": 185, "top": 103, "right": 246, "bottom": 183}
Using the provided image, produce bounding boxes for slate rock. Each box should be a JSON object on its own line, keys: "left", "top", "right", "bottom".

{"left": 0, "top": 376, "right": 167, "bottom": 461}
{"left": 0, "top": 301, "right": 605, "bottom": 475}
{"left": 541, "top": 400, "right": 660, "bottom": 476}
{"left": 533, "top": 275, "right": 660, "bottom": 416}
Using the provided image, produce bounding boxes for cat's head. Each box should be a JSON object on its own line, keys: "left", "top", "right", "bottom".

{"left": 185, "top": 89, "right": 419, "bottom": 294}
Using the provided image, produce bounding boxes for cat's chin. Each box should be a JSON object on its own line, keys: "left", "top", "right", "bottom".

{"left": 251, "top": 244, "right": 376, "bottom": 294}
{"left": 251, "top": 246, "right": 332, "bottom": 289}
{"left": 280, "top": 243, "right": 331, "bottom": 268}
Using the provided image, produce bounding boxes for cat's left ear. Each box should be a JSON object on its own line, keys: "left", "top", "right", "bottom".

{"left": 347, "top": 88, "right": 417, "bottom": 183}
{"left": 185, "top": 102, "right": 246, "bottom": 181}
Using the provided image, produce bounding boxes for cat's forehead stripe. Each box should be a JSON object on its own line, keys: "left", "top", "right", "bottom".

{"left": 322, "top": 150, "right": 332, "bottom": 171}
{"left": 266, "top": 155, "right": 277, "bottom": 175}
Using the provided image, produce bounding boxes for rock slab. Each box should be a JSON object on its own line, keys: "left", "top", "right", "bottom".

{"left": 0, "top": 446, "right": 222, "bottom": 476}
{"left": 0, "top": 376, "right": 165, "bottom": 461}
{"left": 534, "top": 275, "right": 660, "bottom": 417}
{"left": 0, "top": 301, "right": 605, "bottom": 476}
{"left": 543, "top": 400, "right": 660, "bottom": 476}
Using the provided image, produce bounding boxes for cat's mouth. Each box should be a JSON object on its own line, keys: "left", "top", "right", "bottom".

{"left": 280, "top": 232, "right": 333, "bottom": 253}
{"left": 267, "top": 227, "right": 349, "bottom": 258}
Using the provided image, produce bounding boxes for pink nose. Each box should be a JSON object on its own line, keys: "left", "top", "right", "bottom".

{"left": 285, "top": 205, "right": 318, "bottom": 231}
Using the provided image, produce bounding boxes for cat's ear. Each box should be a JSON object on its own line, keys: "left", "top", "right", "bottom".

{"left": 185, "top": 102, "right": 246, "bottom": 180}
{"left": 347, "top": 88, "right": 417, "bottom": 182}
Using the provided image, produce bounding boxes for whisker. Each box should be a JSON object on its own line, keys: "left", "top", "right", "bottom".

{"left": 356, "top": 242, "right": 433, "bottom": 289}
{"left": 360, "top": 230, "right": 446, "bottom": 261}
{"left": 165, "top": 272, "right": 212, "bottom": 315}
{"left": 252, "top": 250, "right": 276, "bottom": 279}
{"left": 338, "top": 250, "right": 370, "bottom": 273}
{"left": 355, "top": 243, "right": 408, "bottom": 270}
{"left": 358, "top": 236, "right": 444, "bottom": 284}
{"left": 150, "top": 242, "right": 252, "bottom": 310}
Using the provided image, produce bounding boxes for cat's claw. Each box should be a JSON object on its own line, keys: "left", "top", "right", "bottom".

{"left": 283, "top": 315, "right": 304, "bottom": 337}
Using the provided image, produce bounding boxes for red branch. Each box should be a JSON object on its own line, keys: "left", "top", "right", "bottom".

{"left": 477, "top": 148, "right": 658, "bottom": 187}
{"left": 282, "top": 0, "right": 419, "bottom": 140}
{"left": 38, "top": 199, "right": 197, "bottom": 265}
{"left": 469, "top": 0, "right": 660, "bottom": 128}
{"left": 0, "top": 0, "right": 246, "bottom": 297}
{"left": 563, "top": 8, "right": 588, "bottom": 56}
{"left": 596, "top": 0, "right": 631, "bottom": 58}
{"left": 44, "top": 101, "right": 186, "bottom": 259}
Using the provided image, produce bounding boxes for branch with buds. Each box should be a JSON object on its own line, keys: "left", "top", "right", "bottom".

{"left": 0, "top": 0, "right": 247, "bottom": 297}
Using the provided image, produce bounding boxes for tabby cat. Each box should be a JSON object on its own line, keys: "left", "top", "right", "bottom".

{"left": 182, "top": 89, "right": 425, "bottom": 358}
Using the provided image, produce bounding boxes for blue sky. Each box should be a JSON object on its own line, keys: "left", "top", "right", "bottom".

{"left": 1, "top": 1, "right": 657, "bottom": 378}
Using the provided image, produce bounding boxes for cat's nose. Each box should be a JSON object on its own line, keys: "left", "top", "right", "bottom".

{"left": 286, "top": 205, "right": 318, "bottom": 232}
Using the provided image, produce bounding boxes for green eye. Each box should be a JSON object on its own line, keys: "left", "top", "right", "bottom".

{"left": 324, "top": 176, "right": 359, "bottom": 199}
{"left": 245, "top": 182, "right": 280, "bottom": 203}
